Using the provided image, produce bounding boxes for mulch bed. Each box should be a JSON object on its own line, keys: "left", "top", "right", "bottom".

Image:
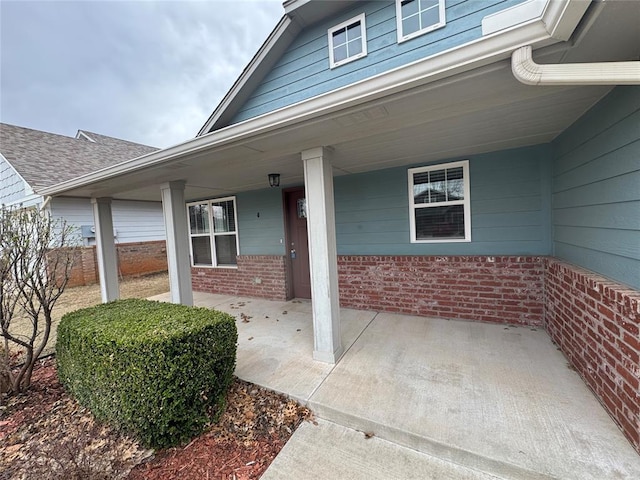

{"left": 1, "top": 358, "right": 313, "bottom": 480}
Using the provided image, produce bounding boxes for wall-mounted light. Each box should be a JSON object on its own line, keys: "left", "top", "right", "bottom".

{"left": 268, "top": 173, "right": 280, "bottom": 188}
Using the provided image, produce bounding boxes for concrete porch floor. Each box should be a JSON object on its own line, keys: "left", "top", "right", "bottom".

{"left": 151, "top": 292, "right": 640, "bottom": 479}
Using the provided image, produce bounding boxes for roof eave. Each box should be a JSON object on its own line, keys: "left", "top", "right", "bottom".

{"left": 0, "top": 152, "right": 35, "bottom": 194}
{"left": 197, "top": 0, "right": 362, "bottom": 136}
{"left": 40, "top": 0, "right": 589, "bottom": 198}
{"left": 196, "top": 15, "right": 297, "bottom": 136}
{"left": 282, "top": 0, "right": 310, "bottom": 15}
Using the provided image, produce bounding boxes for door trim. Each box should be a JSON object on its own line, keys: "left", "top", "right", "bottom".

{"left": 282, "top": 186, "right": 304, "bottom": 300}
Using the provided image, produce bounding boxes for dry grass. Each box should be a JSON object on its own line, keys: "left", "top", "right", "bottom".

{"left": 7, "top": 273, "right": 169, "bottom": 358}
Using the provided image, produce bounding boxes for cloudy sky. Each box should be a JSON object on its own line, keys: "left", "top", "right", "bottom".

{"left": 0, "top": 0, "right": 284, "bottom": 148}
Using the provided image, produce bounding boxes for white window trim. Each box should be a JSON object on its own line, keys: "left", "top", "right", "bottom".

{"left": 408, "top": 160, "right": 471, "bottom": 244}
{"left": 328, "top": 13, "right": 368, "bottom": 69}
{"left": 186, "top": 196, "right": 240, "bottom": 268}
{"left": 396, "top": 0, "right": 446, "bottom": 44}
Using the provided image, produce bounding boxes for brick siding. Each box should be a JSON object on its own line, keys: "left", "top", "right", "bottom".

{"left": 338, "top": 256, "right": 545, "bottom": 326}
{"left": 188, "top": 252, "right": 639, "bottom": 451}
{"left": 191, "top": 255, "right": 288, "bottom": 301}
{"left": 65, "top": 240, "right": 168, "bottom": 287}
{"left": 116, "top": 241, "right": 168, "bottom": 277}
{"left": 545, "top": 258, "right": 640, "bottom": 452}
{"left": 65, "top": 247, "right": 98, "bottom": 287}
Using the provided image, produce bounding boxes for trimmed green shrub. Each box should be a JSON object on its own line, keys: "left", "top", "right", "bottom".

{"left": 56, "top": 298, "right": 237, "bottom": 449}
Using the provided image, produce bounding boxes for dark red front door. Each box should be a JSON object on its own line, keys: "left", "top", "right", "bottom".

{"left": 285, "top": 188, "right": 311, "bottom": 299}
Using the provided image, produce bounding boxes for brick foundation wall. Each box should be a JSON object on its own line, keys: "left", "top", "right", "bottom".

{"left": 116, "top": 241, "right": 168, "bottom": 277}
{"left": 545, "top": 258, "right": 640, "bottom": 452}
{"left": 191, "top": 255, "right": 288, "bottom": 301}
{"left": 185, "top": 252, "right": 639, "bottom": 451}
{"left": 65, "top": 241, "right": 168, "bottom": 287}
{"left": 338, "top": 256, "right": 544, "bottom": 326}
{"left": 65, "top": 247, "right": 98, "bottom": 287}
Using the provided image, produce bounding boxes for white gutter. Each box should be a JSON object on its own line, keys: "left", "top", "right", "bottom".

{"left": 40, "top": 1, "right": 589, "bottom": 198}
{"left": 512, "top": 45, "right": 640, "bottom": 85}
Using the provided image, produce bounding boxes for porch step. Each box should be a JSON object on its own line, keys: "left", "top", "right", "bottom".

{"left": 262, "top": 418, "right": 507, "bottom": 480}
{"left": 307, "top": 400, "right": 556, "bottom": 480}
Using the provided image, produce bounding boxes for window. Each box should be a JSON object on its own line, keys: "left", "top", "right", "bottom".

{"left": 328, "top": 13, "right": 367, "bottom": 68}
{"left": 396, "top": 0, "right": 446, "bottom": 43}
{"left": 187, "top": 197, "right": 239, "bottom": 267}
{"left": 408, "top": 160, "right": 471, "bottom": 243}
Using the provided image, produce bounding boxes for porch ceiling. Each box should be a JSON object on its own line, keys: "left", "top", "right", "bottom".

{"left": 55, "top": 1, "right": 638, "bottom": 203}
{"left": 67, "top": 67, "right": 609, "bottom": 203}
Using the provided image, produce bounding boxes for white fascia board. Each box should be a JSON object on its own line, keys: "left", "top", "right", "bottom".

{"left": 203, "top": 1, "right": 590, "bottom": 139}
{"left": 197, "top": 15, "right": 294, "bottom": 136}
{"left": 75, "top": 130, "right": 96, "bottom": 142}
{"left": 283, "top": 0, "right": 311, "bottom": 15}
{"left": 482, "top": 0, "right": 590, "bottom": 41}
{"left": 40, "top": 5, "right": 582, "bottom": 198}
{"left": 0, "top": 152, "right": 36, "bottom": 196}
{"left": 1, "top": 152, "right": 30, "bottom": 187}
{"left": 542, "top": 0, "right": 592, "bottom": 41}
{"left": 4, "top": 193, "right": 44, "bottom": 208}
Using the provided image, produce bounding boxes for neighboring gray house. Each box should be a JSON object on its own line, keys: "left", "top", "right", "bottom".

{"left": 0, "top": 123, "right": 167, "bottom": 284}
{"left": 39, "top": 0, "right": 639, "bottom": 452}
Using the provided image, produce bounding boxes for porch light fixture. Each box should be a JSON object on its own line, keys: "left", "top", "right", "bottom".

{"left": 268, "top": 173, "right": 280, "bottom": 187}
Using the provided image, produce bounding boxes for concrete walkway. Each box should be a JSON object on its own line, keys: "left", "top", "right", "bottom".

{"left": 151, "top": 292, "right": 640, "bottom": 479}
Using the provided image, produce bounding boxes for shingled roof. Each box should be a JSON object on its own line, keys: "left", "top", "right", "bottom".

{"left": 0, "top": 123, "right": 158, "bottom": 191}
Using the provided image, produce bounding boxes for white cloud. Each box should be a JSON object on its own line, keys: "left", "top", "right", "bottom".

{"left": 0, "top": 0, "right": 283, "bottom": 148}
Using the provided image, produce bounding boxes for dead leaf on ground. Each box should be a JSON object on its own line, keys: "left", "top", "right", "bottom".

{"left": 1, "top": 358, "right": 314, "bottom": 480}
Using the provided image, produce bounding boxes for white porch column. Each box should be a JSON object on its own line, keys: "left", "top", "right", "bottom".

{"left": 302, "top": 147, "right": 343, "bottom": 364}
{"left": 91, "top": 197, "right": 120, "bottom": 303}
{"left": 161, "top": 181, "right": 193, "bottom": 306}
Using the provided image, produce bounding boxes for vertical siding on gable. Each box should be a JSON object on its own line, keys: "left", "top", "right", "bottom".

{"left": 236, "top": 188, "right": 286, "bottom": 255}
{"left": 551, "top": 86, "right": 640, "bottom": 289}
{"left": 231, "top": 0, "right": 526, "bottom": 124}
{"left": 0, "top": 155, "right": 28, "bottom": 204}
{"left": 333, "top": 144, "right": 552, "bottom": 255}
{"left": 50, "top": 197, "right": 166, "bottom": 246}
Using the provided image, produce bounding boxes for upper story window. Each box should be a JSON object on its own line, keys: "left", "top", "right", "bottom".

{"left": 408, "top": 160, "right": 471, "bottom": 243}
{"left": 328, "top": 13, "right": 367, "bottom": 69}
{"left": 396, "top": 0, "right": 446, "bottom": 43}
{"left": 187, "top": 196, "right": 239, "bottom": 267}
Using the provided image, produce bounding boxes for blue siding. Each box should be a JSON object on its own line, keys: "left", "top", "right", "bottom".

{"left": 233, "top": 146, "right": 551, "bottom": 259}
{"left": 551, "top": 86, "right": 640, "bottom": 289}
{"left": 231, "top": 0, "right": 525, "bottom": 124}
{"left": 334, "top": 144, "right": 552, "bottom": 255}
{"left": 236, "top": 188, "right": 286, "bottom": 255}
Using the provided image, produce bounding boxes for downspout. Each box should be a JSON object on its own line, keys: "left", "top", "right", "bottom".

{"left": 512, "top": 45, "right": 640, "bottom": 85}
{"left": 40, "top": 195, "right": 52, "bottom": 211}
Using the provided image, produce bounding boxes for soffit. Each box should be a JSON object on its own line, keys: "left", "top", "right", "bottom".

{"left": 61, "top": 57, "right": 609, "bottom": 203}
{"left": 51, "top": 1, "right": 636, "bottom": 203}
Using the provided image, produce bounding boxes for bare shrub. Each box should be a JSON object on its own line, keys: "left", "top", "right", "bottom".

{"left": 0, "top": 206, "right": 77, "bottom": 401}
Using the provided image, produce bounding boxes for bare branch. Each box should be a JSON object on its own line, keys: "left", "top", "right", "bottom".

{"left": 0, "top": 206, "right": 79, "bottom": 397}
